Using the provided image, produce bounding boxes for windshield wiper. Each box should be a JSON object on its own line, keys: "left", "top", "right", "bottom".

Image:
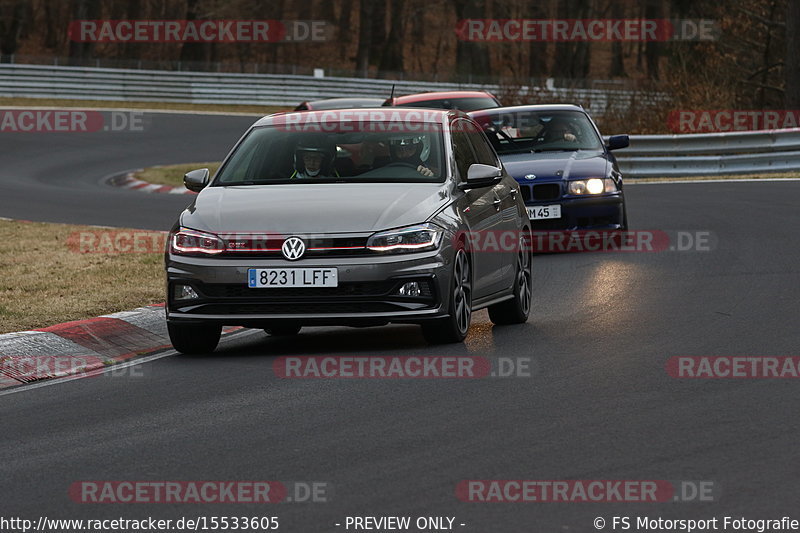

{"left": 532, "top": 147, "right": 581, "bottom": 153}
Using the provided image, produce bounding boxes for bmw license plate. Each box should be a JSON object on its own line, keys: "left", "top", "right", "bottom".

{"left": 248, "top": 268, "right": 338, "bottom": 288}
{"left": 527, "top": 205, "right": 561, "bottom": 220}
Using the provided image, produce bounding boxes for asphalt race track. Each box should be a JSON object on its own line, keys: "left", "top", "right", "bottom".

{"left": 0, "top": 112, "right": 257, "bottom": 229}
{"left": 2, "top": 112, "right": 799, "bottom": 531}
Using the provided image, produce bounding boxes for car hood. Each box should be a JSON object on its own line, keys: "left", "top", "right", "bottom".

{"left": 181, "top": 183, "right": 451, "bottom": 234}
{"left": 500, "top": 150, "right": 610, "bottom": 182}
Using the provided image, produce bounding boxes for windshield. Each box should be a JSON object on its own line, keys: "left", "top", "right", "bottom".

{"left": 474, "top": 110, "right": 603, "bottom": 154}
{"left": 214, "top": 124, "right": 446, "bottom": 185}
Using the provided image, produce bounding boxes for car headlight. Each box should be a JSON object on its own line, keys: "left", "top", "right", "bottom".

{"left": 367, "top": 223, "right": 443, "bottom": 253}
{"left": 568, "top": 178, "right": 618, "bottom": 195}
{"left": 170, "top": 228, "right": 225, "bottom": 256}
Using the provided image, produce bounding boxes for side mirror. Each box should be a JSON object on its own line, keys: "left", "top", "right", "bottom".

{"left": 460, "top": 163, "right": 503, "bottom": 190}
{"left": 607, "top": 135, "right": 629, "bottom": 151}
{"left": 184, "top": 168, "right": 210, "bottom": 192}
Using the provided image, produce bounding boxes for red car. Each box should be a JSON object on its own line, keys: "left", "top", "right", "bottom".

{"left": 382, "top": 90, "right": 501, "bottom": 111}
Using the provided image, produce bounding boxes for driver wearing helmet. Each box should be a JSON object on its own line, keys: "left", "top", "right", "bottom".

{"left": 388, "top": 134, "right": 434, "bottom": 177}
{"left": 542, "top": 117, "right": 578, "bottom": 143}
{"left": 290, "top": 137, "right": 336, "bottom": 179}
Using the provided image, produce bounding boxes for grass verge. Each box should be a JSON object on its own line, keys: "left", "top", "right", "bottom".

{"left": 0, "top": 219, "right": 164, "bottom": 334}
{"left": 133, "top": 162, "right": 222, "bottom": 188}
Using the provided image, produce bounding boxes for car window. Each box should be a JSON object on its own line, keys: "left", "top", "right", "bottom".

{"left": 458, "top": 120, "right": 499, "bottom": 167}
{"left": 474, "top": 110, "right": 604, "bottom": 154}
{"left": 214, "top": 124, "right": 446, "bottom": 185}
{"left": 451, "top": 124, "right": 479, "bottom": 182}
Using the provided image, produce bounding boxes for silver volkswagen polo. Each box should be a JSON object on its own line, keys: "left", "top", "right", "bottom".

{"left": 165, "top": 109, "right": 532, "bottom": 353}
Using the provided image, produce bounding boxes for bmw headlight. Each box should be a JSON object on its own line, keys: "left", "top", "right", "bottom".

{"left": 367, "top": 223, "right": 443, "bottom": 253}
{"left": 568, "top": 178, "right": 618, "bottom": 195}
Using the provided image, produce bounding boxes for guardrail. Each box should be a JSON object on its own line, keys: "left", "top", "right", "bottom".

{"left": 615, "top": 129, "right": 800, "bottom": 177}
{"left": 1, "top": 64, "right": 798, "bottom": 177}
{"left": 0, "top": 63, "right": 657, "bottom": 117}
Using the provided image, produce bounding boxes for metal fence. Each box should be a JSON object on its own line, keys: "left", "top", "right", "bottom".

{"left": 0, "top": 63, "right": 658, "bottom": 117}
{"left": 614, "top": 129, "right": 800, "bottom": 177}
{"left": 1, "top": 64, "right": 799, "bottom": 178}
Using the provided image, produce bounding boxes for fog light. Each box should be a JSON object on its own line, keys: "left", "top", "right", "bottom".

{"left": 398, "top": 281, "right": 421, "bottom": 297}
{"left": 174, "top": 283, "right": 199, "bottom": 300}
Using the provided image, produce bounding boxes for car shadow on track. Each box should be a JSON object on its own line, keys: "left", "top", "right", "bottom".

{"left": 178, "top": 311, "right": 537, "bottom": 359}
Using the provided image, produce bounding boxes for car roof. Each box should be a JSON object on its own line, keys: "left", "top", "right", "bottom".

{"left": 391, "top": 90, "right": 498, "bottom": 103}
{"left": 295, "top": 97, "right": 386, "bottom": 111}
{"left": 469, "top": 104, "right": 586, "bottom": 117}
{"left": 254, "top": 107, "right": 469, "bottom": 129}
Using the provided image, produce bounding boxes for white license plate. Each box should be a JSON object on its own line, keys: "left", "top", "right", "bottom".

{"left": 527, "top": 205, "right": 561, "bottom": 220}
{"left": 248, "top": 268, "right": 338, "bottom": 288}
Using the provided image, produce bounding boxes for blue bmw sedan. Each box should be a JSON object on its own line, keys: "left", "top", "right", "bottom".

{"left": 469, "top": 104, "right": 629, "bottom": 231}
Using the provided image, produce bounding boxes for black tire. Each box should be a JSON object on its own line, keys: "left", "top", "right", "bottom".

{"left": 488, "top": 231, "right": 532, "bottom": 325}
{"left": 168, "top": 322, "right": 221, "bottom": 354}
{"left": 264, "top": 326, "right": 302, "bottom": 336}
{"left": 422, "top": 248, "right": 472, "bottom": 344}
{"left": 620, "top": 203, "right": 629, "bottom": 231}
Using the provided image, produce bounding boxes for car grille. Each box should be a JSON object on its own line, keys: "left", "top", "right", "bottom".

{"left": 200, "top": 281, "right": 399, "bottom": 299}
{"left": 531, "top": 219, "right": 569, "bottom": 230}
{"left": 520, "top": 183, "right": 562, "bottom": 203}
{"left": 199, "top": 302, "right": 409, "bottom": 314}
{"left": 532, "top": 183, "right": 561, "bottom": 201}
{"left": 217, "top": 234, "right": 371, "bottom": 258}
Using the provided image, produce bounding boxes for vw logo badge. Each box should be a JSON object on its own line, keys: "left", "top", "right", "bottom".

{"left": 281, "top": 237, "right": 306, "bottom": 260}
{"left": 524, "top": 174, "right": 536, "bottom": 180}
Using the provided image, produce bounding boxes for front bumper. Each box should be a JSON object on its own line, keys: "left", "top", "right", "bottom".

{"left": 527, "top": 193, "right": 624, "bottom": 230}
{"left": 166, "top": 250, "right": 451, "bottom": 327}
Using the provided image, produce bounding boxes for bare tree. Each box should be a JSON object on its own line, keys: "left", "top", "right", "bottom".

{"left": 552, "top": 0, "right": 592, "bottom": 80}
{"left": 609, "top": 1, "right": 626, "bottom": 77}
{"left": 67, "top": 0, "right": 101, "bottom": 64}
{"left": 355, "top": 0, "right": 373, "bottom": 76}
{"left": 644, "top": 0, "right": 664, "bottom": 80}
{"left": 786, "top": 0, "right": 800, "bottom": 107}
{"left": 527, "top": 2, "right": 548, "bottom": 79}
{"left": 0, "top": 0, "right": 29, "bottom": 59}
{"left": 378, "top": 0, "right": 404, "bottom": 73}
{"left": 339, "top": 0, "right": 353, "bottom": 60}
{"left": 453, "top": 0, "right": 490, "bottom": 80}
